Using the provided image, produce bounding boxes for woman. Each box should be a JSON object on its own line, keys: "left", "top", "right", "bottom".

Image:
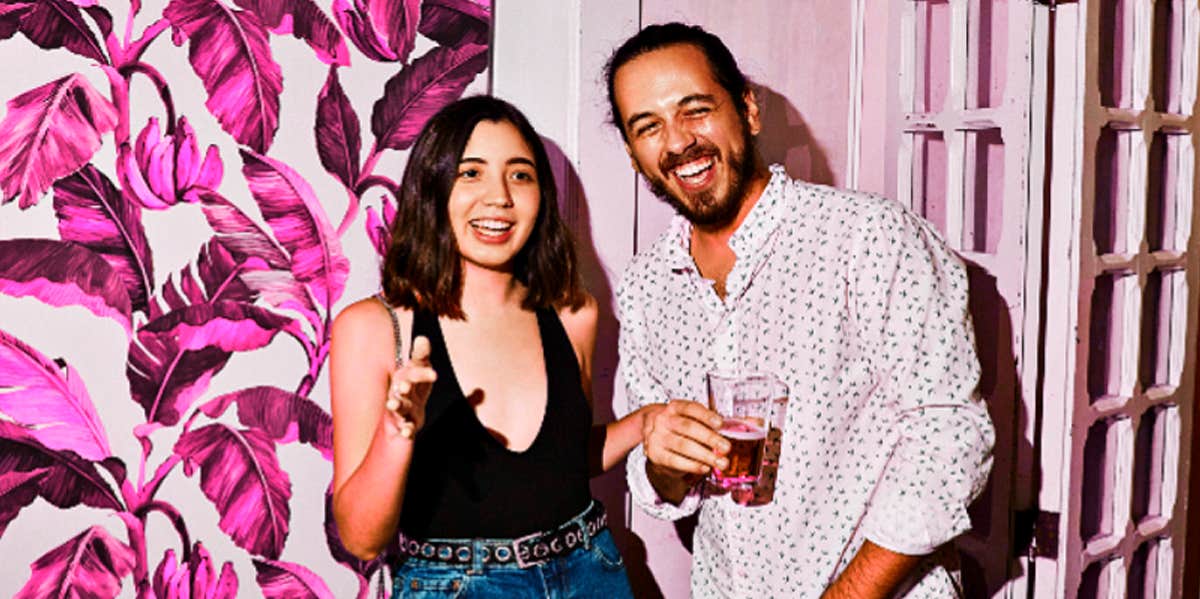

{"left": 330, "top": 96, "right": 654, "bottom": 597}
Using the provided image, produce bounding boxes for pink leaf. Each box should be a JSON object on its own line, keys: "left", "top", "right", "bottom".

{"left": 0, "top": 327, "right": 111, "bottom": 460}
{"left": 314, "top": 67, "right": 361, "bottom": 189}
{"left": 0, "top": 238, "right": 132, "bottom": 332}
{"left": 418, "top": 0, "right": 490, "bottom": 48}
{"left": 0, "top": 420, "right": 123, "bottom": 512}
{"left": 18, "top": 0, "right": 107, "bottom": 63}
{"left": 175, "top": 424, "right": 292, "bottom": 559}
{"left": 200, "top": 386, "right": 333, "bottom": 460}
{"left": 0, "top": 469, "right": 47, "bottom": 537}
{"left": 127, "top": 301, "right": 292, "bottom": 426}
{"left": 370, "top": 43, "right": 488, "bottom": 151}
{"left": 165, "top": 0, "right": 283, "bottom": 153}
{"left": 0, "top": 3, "right": 34, "bottom": 41}
{"left": 240, "top": 149, "right": 349, "bottom": 310}
{"left": 154, "top": 543, "right": 239, "bottom": 599}
{"left": 0, "top": 74, "right": 118, "bottom": 208}
{"left": 330, "top": 0, "right": 391, "bottom": 62}
{"left": 53, "top": 164, "right": 155, "bottom": 314}
{"left": 15, "top": 526, "right": 135, "bottom": 599}
{"left": 232, "top": 0, "right": 349, "bottom": 66}
{"left": 196, "top": 190, "right": 322, "bottom": 326}
{"left": 367, "top": 0, "right": 418, "bottom": 63}
{"left": 154, "top": 239, "right": 257, "bottom": 317}
{"left": 253, "top": 558, "right": 335, "bottom": 599}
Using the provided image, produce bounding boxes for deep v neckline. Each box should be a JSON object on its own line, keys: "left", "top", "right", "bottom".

{"left": 430, "top": 310, "right": 552, "bottom": 455}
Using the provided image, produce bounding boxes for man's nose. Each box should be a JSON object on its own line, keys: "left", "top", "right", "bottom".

{"left": 664, "top": 119, "right": 697, "bottom": 155}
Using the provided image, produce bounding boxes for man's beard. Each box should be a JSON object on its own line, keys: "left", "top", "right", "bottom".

{"left": 644, "top": 124, "right": 757, "bottom": 229}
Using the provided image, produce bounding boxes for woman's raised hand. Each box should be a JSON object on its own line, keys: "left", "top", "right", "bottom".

{"left": 385, "top": 335, "right": 438, "bottom": 439}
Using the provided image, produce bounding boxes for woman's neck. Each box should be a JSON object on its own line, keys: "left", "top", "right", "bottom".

{"left": 458, "top": 262, "right": 526, "bottom": 319}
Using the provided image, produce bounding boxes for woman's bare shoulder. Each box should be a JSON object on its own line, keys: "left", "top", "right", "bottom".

{"left": 557, "top": 292, "right": 598, "bottom": 344}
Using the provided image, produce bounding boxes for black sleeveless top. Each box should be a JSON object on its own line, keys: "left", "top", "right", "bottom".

{"left": 396, "top": 308, "right": 593, "bottom": 539}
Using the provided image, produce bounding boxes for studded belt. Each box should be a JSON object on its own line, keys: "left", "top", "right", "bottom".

{"left": 395, "top": 501, "right": 608, "bottom": 568}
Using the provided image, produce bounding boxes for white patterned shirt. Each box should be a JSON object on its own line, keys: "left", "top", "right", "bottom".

{"left": 617, "top": 165, "right": 994, "bottom": 597}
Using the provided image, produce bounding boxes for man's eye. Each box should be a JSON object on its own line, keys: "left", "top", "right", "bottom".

{"left": 685, "top": 107, "right": 711, "bottom": 117}
{"left": 634, "top": 122, "right": 660, "bottom": 137}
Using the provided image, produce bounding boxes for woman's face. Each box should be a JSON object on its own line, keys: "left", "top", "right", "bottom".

{"left": 447, "top": 119, "right": 541, "bottom": 274}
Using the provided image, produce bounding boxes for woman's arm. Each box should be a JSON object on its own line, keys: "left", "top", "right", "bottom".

{"left": 559, "top": 296, "right": 663, "bottom": 473}
{"left": 330, "top": 299, "right": 435, "bottom": 560}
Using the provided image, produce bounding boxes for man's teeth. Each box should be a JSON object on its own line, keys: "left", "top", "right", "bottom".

{"left": 675, "top": 158, "right": 713, "bottom": 179}
{"left": 470, "top": 219, "right": 512, "bottom": 232}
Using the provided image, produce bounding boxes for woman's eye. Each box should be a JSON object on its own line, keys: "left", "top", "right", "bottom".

{"left": 512, "top": 170, "right": 536, "bottom": 182}
{"left": 458, "top": 168, "right": 480, "bottom": 179}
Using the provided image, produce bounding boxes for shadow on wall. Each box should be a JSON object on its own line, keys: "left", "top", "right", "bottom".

{"left": 959, "top": 262, "right": 1036, "bottom": 596}
{"left": 541, "top": 137, "right": 666, "bottom": 599}
{"left": 754, "top": 84, "right": 835, "bottom": 187}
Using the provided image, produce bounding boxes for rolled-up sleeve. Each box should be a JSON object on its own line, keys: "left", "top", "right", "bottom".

{"left": 616, "top": 267, "right": 703, "bottom": 521}
{"left": 851, "top": 205, "right": 995, "bottom": 555}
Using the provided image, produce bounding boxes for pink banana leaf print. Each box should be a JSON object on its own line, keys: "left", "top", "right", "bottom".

{"left": 175, "top": 423, "right": 292, "bottom": 559}
{"left": 363, "top": 195, "right": 395, "bottom": 258}
{"left": 154, "top": 543, "right": 238, "bottom": 599}
{"left": 14, "top": 525, "right": 136, "bottom": 599}
{"left": 331, "top": 0, "right": 416, "bottom": 63}
{"left": 0, "top": 3, "right": 33, "bottom": 41}
{"left": 199, "top": 386, "right": 333, "bottom": 459}
{"left": 127, "top": 300, "right": 293, "bottom": 426}
{"left": 164, "top": 0, "right": 283, "bottom": 154}
{"left": 153, "top": 239, "right": 258, "bottom": 319}
{"left": 254, "top": 558, "right": 336, "bottom": 599}
{"left": 233, "top": 0, "right": 349, "bottom": 66}
{"left": 419, "top": 0, "right": 490, "bottom": 48}
{"left": 17, "top": 0, "right": 108, "bottom": 63}
{"left": 315, "top": 67, "right": 361, "bottom": 190}
{"left": 370, "top": 42, "right": 488, "bottom": 151}
{"left": 120, "top": 117, "right": 223, "bottom": 210}
{"left": 53, "top": 164, "right": 155, "bottom": 314}
{"left": 240, "top": 149, "right": 349, "bottom": 311}
{"left": 0, "top": 469, "right": 47, "bottom": 537}
{"left": 0, "top": 73, "right": 119, "bottom": 209}
{"left": 0, "top": 420, "right": 122, "bottom": 513}
{"left": 196, "top": 189, "right": 321, "bottom": 326}
{"left": 0, "top": 327, "right": 111, "bottom": 461}
{"left": 0, "top": 238, "right": 133, "bottom": 332}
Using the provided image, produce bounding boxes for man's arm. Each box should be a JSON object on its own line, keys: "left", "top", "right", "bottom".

{"left": 821, "top": 541, "right": 921, "bottom": 599}
{"left": 843, "top": 204, "right": 994, "bottom": 586}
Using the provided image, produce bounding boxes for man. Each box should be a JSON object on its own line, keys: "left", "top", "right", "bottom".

{"left": 607, "top": 23, "right": 994, "bottom": 598}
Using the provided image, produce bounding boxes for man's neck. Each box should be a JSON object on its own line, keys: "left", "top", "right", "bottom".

{"left": 689, "top": 165, "right": 772, "bottom": 298}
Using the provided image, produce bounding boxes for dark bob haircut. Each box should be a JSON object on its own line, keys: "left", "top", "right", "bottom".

{"left": 381, "top": 95, "right": 585, "bottom": 319}
{"left": 604, "top": 22, "right": 751, "bottom": 141}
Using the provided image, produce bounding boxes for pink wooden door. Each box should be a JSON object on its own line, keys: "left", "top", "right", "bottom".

{"left": 1036, "top": 0, "right": 1199, "bottom": 596}
{"left": 897, "top": 1, "right": 1039, "bottom": 595}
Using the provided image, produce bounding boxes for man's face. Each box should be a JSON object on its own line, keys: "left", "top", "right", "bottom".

{"left": 613, "top": 43, "right": 760, "bottom": 228}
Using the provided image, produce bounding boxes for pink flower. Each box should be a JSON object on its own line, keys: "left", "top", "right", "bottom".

{"left": 120, "top": 117, "right": 223, "bottom": 209}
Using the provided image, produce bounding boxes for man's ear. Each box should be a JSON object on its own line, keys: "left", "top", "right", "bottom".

{"left": 743, "top": 88, "right": 762, "bottom": 136}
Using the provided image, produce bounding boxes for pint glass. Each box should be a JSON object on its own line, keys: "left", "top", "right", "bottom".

{"left": 705, "top": 372, "right": 786, "bottom": 490}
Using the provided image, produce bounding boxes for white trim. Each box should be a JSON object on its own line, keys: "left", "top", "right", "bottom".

{"left": 846, "top": 0, "right": 866, "bottom": 189}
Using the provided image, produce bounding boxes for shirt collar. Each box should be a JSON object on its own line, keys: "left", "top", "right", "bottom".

{"left": 662, "top": 164, "right": 790, "bottom": 273}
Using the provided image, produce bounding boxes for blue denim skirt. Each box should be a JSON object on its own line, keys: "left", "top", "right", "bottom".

{"left": 391, "top": 527, "right": 633, "bottom": 598}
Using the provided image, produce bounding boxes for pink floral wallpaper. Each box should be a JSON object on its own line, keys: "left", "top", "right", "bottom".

{"left": 0, "top": 0, "right": 489, "bottom": 596}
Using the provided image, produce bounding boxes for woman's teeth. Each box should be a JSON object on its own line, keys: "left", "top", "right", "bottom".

{"left": 470, "top": 219, "right": 513, "bottom": 233}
